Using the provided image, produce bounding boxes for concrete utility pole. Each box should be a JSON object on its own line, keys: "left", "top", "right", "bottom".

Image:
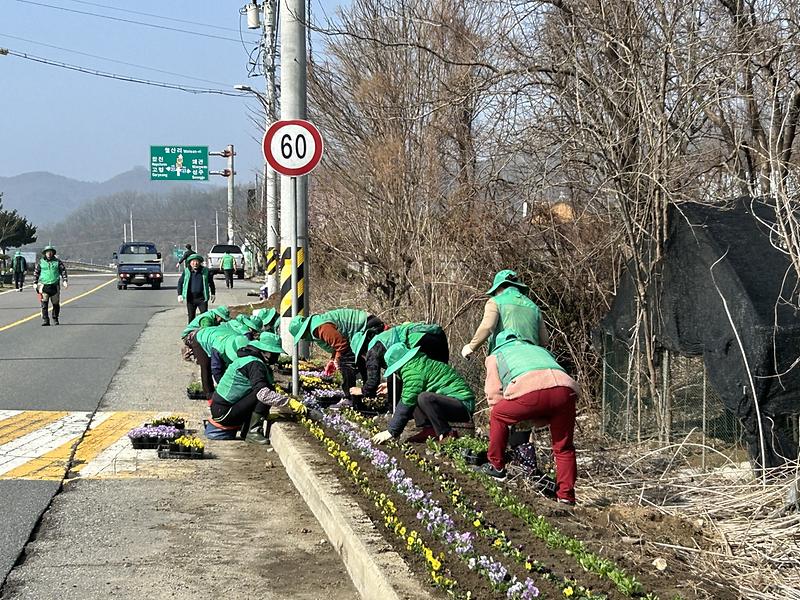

{"left": 279, "top": 0, "right": 309, "bottom": 355}
{"left": 215, "top": 210, "right": 220, "bottom": 244}
{"left": 129, "top": 209, "right": 134, "bottom": 242}
{"left": 261, "top": 0, "right": 280, "bottom": 296}
{"left": 227, "top": 144, "right": 235, "bottom": 244}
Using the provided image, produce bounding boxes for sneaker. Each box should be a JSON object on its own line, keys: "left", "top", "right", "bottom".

{"left": 53, "top": 318, "right": 59, "bottom": 326}
{"left": 405, "top": 426, "right": 436, "bottom": 443}
{"left": 42, "top": 320, "right": 50, "bottom": 327}
{"left": 556, "top": 498, "right": 576, "bottom": 506}
{"left": 477, "top": 462, "right": 507, "bottom": 481}
{"left": 329, "top": 398, "right": 353, "bottom": 410}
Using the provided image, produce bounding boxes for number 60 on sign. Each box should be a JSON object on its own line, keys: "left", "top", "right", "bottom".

{"left": 262, "top": 119, "right": 324, "bottom": 177}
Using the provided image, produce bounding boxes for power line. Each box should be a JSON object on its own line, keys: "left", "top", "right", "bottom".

{"left": 3, "top": 48, "right": 248, "bottom": 96}
{"left": 15, "top": 0, "right": 245, "bottom": 44}
{"left": 62, "top": 0, "right": 259, "bottom": 36}
{"left": 0, "top": 33, "right": 235, "bottom": 87}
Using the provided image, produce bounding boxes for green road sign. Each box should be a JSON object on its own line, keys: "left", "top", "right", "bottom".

{"left": 173, "top": 248, "right": 184, "bottom": 259}
{"left": 150, "top": 146, "right": 208, "bottom": 181}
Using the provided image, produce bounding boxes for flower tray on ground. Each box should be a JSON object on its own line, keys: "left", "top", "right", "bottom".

{"left": 158, "top": 445, "right": 205, "bottom": 459}
{"left": 352, "top": 394, "right": 391, "bottom": 415}
{"left": 130, "top": 438, "right": 165, "bottom": 450}
{"left": 186, "top": 389, "right": 207, "bottom": 400}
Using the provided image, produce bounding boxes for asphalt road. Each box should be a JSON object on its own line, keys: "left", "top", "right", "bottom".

{"left": 0, "top": 274, "right": 180, "bottom": 585}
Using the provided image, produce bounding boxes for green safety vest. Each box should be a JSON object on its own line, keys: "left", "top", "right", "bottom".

{"left": 369, "top": 322, "right": 442, "bottom": 351}
{"left": 181, "top": 267, "right": 211, "bottom": 301}
{"left": 221, "top": 254, "right": 235, "bottom": 270}
{"left": 493, "top": 339, "right": 564, "bottom": 390}
{"left": 195, "top": 327, "right": 232, "bottom": 356}
{"left": 215, "top": 355, "right": 273, "bottom": 404}
{"left": 310, "top": 309, "right": 367, "bottom": 352}
{"left": 12, "top": 255, "right": 26, "bottom": 272}
{"left": 38, "top": 258, "right": 61, "bottom": 285}
{"left": 488, "top": 287, "right": 540, "bottom": 353}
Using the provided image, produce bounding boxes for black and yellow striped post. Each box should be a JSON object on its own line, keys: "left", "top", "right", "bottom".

{"left": 279, "top": 247, "right": 306, "bottom": 318}
{"left": 266, "top": 247, "right": 278, "bottom": 276}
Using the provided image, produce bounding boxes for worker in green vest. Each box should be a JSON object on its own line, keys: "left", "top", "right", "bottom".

{"left": 461, "top": 269, "right": 549, "bottom": 359}
{"left": 177, "top": 254, "right": 216, "bottom": 323}
{"left": 221, "top": 252, "right": 236, "bottom": 289}
{"left": 33, "top": 246, "right": 68, "bottom": 326}
{"left": 349, "top": 322, "right": 448, "bottom": 400}
{"left": 371, "top": 342, "right": 475, "bottom": 445}
{"left": 481, "top": 330, "right": 578, "bottom": 505}
{"left": 254, "top": 307, "right": 280, "bottom": 334}
{"left": 290, "top": 309, "right": 385, "bottom": 408}
{"left": 12, "top": 251, "right": 28, "bottom": 292}
{"left": 205, "top": 335, "right": 293, "bottom": 443}
{"left": 181, "top": 306, "right": 231, "bottom": 341}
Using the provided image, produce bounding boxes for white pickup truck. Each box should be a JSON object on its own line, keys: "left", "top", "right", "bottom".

{"left": 206, "top": 244, "right": 245, "bottom": 279}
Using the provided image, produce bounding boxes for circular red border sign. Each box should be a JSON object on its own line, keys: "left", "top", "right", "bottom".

{"left": 262, "top": 119, "right": 324, "bottom": 177}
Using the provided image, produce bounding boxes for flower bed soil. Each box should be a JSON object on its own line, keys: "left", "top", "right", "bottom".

{"left": 297, "top": 410, "right": 739, "bottom": 600}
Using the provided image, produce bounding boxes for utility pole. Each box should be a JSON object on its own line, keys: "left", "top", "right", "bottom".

{"left": 263, "top": 0, "right": 280, "bottom": 297}
{"left": 123, "top": 223, "right": 127, "bottom": 243}
{"left": 279, "top": 0, "right": 309, "bottom": 358}
{"left": 194, "top": 220, "right": 198, "bottom": 252}
{"left": 227, "top": 144, "right": 235, "bottom": 244}
{"left": 215, "top": 210, "right": 220, "bottom": 244}
{"left": 129, "top": 209, "right": 134, "bottom": 242}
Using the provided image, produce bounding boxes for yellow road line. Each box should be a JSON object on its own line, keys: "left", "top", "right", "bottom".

{"left": 0, "top": 411, "right": 69, "bottom": 446}
{"left": 1, "top": 411, "right": 151, "bottom": 480}
{"left": 0, "top": 278, "right": 116, "bottom": 333}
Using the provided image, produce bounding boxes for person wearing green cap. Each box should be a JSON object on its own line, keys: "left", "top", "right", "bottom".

{"left": 350, "top": 322, "right": 449, "bottom": 401}
{"left": 33, "top": 246, "right": 68, "bottom": 326}
{"left": 205, "top": 335, "right": 287, "bottom": 443}
{"left": 181, "top": 306, "right": 231, "bottom": 341}
{"left": 255, "top": 307, "right": 280, "bottom": 334}
{"left": 461, "top": 269, "right": 549, "bottom": 360}
{"left": 371, "top": 342, "right": 475, "bottom": 445}
{"left": 208, "top": 316, "right": 262, "bottom": 383}
{"left": 481, "top": 330, "right": 578, "bottom": 503}
{"left": 289, "top": 308, "right": 385, "bottom": 407}
{"left": 177, "top": 254, "right": 216, "bottom": 323}
{"left": 12, "top": 251, "right": 27, "bottom": 292}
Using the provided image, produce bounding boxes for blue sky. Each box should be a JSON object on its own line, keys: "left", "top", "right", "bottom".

{"left": 0, "top": 0, "right": 344, "bottom": 183}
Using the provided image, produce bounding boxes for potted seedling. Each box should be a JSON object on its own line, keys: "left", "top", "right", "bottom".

{"left": 148, "top": 415, "right": 186, "bottom": 430}
{"left": 186, "top": 380, "right": 206, "bottom": 400}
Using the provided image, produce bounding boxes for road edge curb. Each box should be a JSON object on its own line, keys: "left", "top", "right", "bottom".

{"left": 271, "top": 421, "right": 434, "bottom": 600}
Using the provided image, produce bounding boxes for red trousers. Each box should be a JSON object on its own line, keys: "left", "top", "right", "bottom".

{"left": 488, "top": 386, "right": 577, "bottom": 503}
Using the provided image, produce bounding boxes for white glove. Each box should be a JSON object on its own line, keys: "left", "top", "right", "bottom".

{"left": 62, "top": 280, "right": 68, "bottom": 290}
{"left": 178, "top": 296, "right": 184, "bottom": 303}
{"left": 371, "top": 430, "right": 393, "bottom": 445}
{"left": 461, "top": 344, "right": 474, "bottom": 359}
{"left": 210, "top": 295, "right": 216, "bottom": 303}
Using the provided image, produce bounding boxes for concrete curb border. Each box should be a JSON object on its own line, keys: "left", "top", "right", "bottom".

{"left": 271, "top": 422, "right": 434, "bottom": 600}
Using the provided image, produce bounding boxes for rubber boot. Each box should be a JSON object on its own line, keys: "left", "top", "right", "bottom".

{"left": 41, "top": 301, "right": 50, "bottom": 326}
{"left": 245, "top": 413, "right": 270, "bottom": 445}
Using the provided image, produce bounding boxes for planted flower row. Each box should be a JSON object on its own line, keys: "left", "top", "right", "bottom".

{"left": 317, "top": 409, "right": 541, "bottom": 599}
{"left": 300, "top": 416, "right": 463, "bottom": 595}
{"left": 342, "top": 410, "right": 603, "bottom": 600}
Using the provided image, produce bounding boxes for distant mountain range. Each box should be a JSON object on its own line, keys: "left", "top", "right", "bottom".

{"left": 0, "top": 167, "right": 192, "bottom": 225}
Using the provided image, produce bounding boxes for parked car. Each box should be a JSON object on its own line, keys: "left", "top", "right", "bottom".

{"left": 207, "top": 244, "right": 245, "bottom": 279}
{"left": 113, "top": 242, "right": 163, "bottom": 289}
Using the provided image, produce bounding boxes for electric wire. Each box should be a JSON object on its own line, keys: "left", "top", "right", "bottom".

{"left": 15, "top": 0, "right": 244, "bottom": 44}
{"left": 4, "top": 48, "right": 248, "bottom": 96}
{"left": 0, "top": 33, "right": 235, "bottom": 87}
{"left": 62, "top": 0, "right": 258, "bottom": 36}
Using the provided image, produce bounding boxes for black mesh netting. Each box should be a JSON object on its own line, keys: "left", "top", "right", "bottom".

{"left": 601, "top": 197, "right": 800, "bottom": 468}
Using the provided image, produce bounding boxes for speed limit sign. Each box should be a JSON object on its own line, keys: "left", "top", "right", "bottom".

{"left": 262, "top": 119, "right": 324, "bottom": 177}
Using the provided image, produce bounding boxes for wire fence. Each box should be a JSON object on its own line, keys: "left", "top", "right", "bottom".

{"left": 601, "top": 333, "right": 746, "bottom": 462}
